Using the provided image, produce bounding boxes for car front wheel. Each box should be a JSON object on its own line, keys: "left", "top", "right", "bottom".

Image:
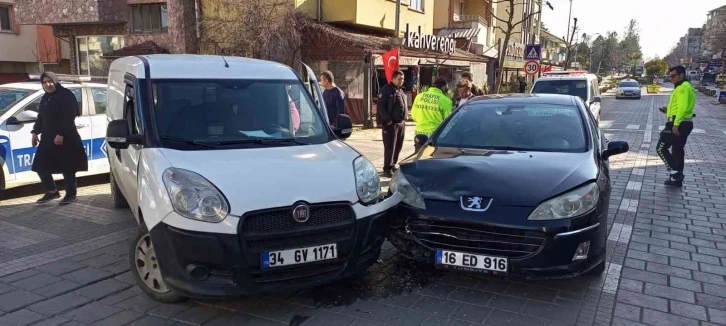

{"left": 130, "top": 225, "right": 185, "bottom": 303}
{"left": 110, "top": 171, "right": 129, "bottom": 209}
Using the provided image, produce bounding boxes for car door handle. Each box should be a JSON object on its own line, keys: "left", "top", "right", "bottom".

{"left": 76, "top": 123, "right": 88, "bottom": 129}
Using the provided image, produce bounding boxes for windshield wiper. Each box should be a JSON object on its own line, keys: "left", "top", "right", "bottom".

{"left": 160, "top": 136, "right": 219, "bottom": 148}
{"left": 211, "top": 138, "right": 308, "bottom": 146}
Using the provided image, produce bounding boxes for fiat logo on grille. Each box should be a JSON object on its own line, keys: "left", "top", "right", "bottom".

{"left": 292, "top": 204, "right": 310, "bottom": 223}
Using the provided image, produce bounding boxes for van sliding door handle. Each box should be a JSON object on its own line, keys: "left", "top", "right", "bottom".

{"left": 75, "top": 123, "right": 88, "bottom": 129}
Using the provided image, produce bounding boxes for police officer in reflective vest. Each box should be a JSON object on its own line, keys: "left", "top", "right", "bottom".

{"left": 411, "top": 77, "right": 453, "bottom": 152}
{"left": 657, "top": 65, "right": 695, "bottom": 187}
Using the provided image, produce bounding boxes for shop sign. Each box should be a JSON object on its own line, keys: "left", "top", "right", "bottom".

{"left": 403, "top": 23, "right": 456, "bottom": 55}
{"left": 374, "top": 55, "right": 419, "bottom": 66}
{"left": 499, "top": 40, "right": 524, "bottom": 62}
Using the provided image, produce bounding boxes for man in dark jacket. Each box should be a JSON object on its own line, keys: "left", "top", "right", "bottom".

{"left": 376, "top": 70, "right": 407, "bottom": 177}
{"left": 453, "top": 72, "right": 484, "bottom": 104}
{"left": 31, "top": 72, "right": 88, "bottom": 205}
{"left": 320, "top": 70, "right": 345, "bottom": 128}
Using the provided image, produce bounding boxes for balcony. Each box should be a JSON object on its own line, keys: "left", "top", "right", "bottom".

{"left": 13, "top": 0, "right": 127, "bottom": 25}
{"left": 454, "top": 14, "right": 489, "bottom": 27}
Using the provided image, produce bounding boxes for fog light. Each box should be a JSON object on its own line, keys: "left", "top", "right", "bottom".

{"left": 186, "top": 264, "right": 210, "bottom": 281}
{"left": 572, "top": 241, "right": 590, "bottom": 261}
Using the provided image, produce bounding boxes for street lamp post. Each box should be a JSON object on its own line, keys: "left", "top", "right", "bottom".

{"left": 587, "top": 32, "right": 600, "bottom": 73}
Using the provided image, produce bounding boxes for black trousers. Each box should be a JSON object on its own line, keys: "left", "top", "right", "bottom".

{"left": 656, "top": 121, "right": 693, "bottom": 173}
{"left": 382, "top": 122, "right": 405, "bottom": 172}
{"left": 38, "top": 172, "right": 77, "bottom": 196}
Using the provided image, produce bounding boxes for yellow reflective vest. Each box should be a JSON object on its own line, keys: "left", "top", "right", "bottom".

{"left": 410, "top": 87, "right": 453, "bottom": 136}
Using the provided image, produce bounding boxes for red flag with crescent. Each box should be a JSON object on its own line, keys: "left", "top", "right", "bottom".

{"left": 382, "top": 48, "right": 399, "bottom": 83}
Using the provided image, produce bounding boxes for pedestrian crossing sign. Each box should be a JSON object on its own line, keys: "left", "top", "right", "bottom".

{"left": 524, "top": 44, "right": 541, "bottom": 61}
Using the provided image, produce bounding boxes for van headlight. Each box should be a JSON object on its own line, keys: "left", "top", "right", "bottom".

{"left": 389, "top": 169, "right": 425, "bottom": 210}
{"left": 353, "top": 156, "right": 380, "bottom": 204}
{"left": 528, "top": 183, "right": 599, "bottom": 220}
{"left": 162, "top": 168, "right": 229, "bottom": 223}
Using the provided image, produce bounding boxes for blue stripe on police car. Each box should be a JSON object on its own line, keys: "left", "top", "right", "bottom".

{"left": 8, "top": 137, "right": 107, "bottom": 174}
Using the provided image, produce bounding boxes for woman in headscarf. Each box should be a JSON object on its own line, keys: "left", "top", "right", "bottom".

{"left": 31, "top": 72, "right": 88, "bottom": 205}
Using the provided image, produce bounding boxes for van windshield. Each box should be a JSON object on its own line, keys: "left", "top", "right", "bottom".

{"left": 0, "top": 88, "right": 33, "bottom": 115}
{"left": 531, "top": 80, "right": 588, "bottom": 102}
{"left": 151, "top": 79, "right": 332, "bottom": 149}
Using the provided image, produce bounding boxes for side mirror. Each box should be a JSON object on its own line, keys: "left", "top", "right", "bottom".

{"left": 7, "top": 111, "right": 38, "bottom": 125}
{"left": 602, "top": 140, "right": 629, "bottom": 160}
{"left": 106, "top": 119, "right": 142, "bottom": 149}
{"left": 414, "top": 134, "right": 429, "bottom": 146}
{"left": 333, "top": 114, "right": 353, "bottom": 139}
{"left": 592, "top": 96, "right": 601, "bottom": 103}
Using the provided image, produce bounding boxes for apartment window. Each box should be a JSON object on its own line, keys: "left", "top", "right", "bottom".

{"left": 131, "top": 4, "right": 168, "bottom": 33}
{"left": 0, "top": 6, "right": 11, "bottom": 32}
{"left": 76, "top": 36, "right": 125, "bottom": 76}
{"left": 409, "top": 0, "right": 424, "bottom": 12}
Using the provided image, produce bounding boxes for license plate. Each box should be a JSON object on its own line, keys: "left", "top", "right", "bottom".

{"left": 435, "top": 249, "right": 508, "bottom": 274}
{"left": 262, "top": 244, "right": 337, "bottom": 268}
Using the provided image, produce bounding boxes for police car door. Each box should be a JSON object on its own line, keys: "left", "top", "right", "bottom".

{"left": 66, "top": 86, "right": 95, "bottom": 170}
{"left": 86, "top": 86, "right": 110, "bottom": 171}
{"left": 3, "top": 91, "right": 45, "bottom": 183}
{"left": 300, "top": 63, "right": 329, "bottom": 126}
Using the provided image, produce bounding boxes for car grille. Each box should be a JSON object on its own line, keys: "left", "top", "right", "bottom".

{"left": 407, "top": 219, "right": 546, "bottom": 259}
{"left": 239, "top": 203, "right": 356, "bottom": 283}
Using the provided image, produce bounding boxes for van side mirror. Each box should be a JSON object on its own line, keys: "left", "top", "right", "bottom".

{"left": 106, "top": 119, "right": 142, "bottom": 149}
{"left": 334, "top": 114, "right": 353, "bottom": 139}
{"left": 7, "top": 111, "right": 38, "bottom": 125}
{"left": 602, "top": 140, "right": 628, "bottom": 160}
{"left": 592, "top": 96, "right": 601, "bottom": 103}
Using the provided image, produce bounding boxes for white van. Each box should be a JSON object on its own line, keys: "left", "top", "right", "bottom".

{"left": 530, "top": 71, "right": 602, "bottom": 122}
{"left": 105, "top": 54, "right": 402, "bottom": 302}
{"left": 0, "top": 76, "right": 109, "bottom": 191}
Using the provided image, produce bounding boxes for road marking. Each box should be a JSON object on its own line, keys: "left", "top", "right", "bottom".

{"left": 626, "top": 124, "right": 640, "bottom": 130}
{"left": 641, "top": 144, "right": 650, "bottom": 148}
{"left": 602, "top": 262, "right": 623, "bottom": 294}
{"left": 608, "top": 223, "right": 633, "bottom": 243}
{"left": 619, "top": 199, "right": 639, "bottom": 212}
{"left": 643, "top": 97, "right": 654, "bottom": 143}
{"left": 692, "top": 129, "right": 706, "bottom": 134}
{"left": 626, "top": 181, "right": 642, "bottom": 191}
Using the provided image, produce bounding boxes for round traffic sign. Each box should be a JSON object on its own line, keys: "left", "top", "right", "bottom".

{"left": 524, "top": 60, "right": 540, "bottom": 75}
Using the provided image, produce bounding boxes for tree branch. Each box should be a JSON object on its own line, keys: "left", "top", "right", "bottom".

{"left": 511, "top": 10, "right": 541, "bottom": 29}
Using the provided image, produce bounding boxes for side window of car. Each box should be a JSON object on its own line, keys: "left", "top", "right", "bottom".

{"left": 21, "top": 96, "right": 42, "bottom": 113}
{"left": 124, "top": 86, "right": 141, "bottom": 135}
{"left": 91, "top": 87, "right": 108, "bottom": 115}
{"left": 69, "top": 88, "right": 83, "bottom": 116}
{"left": 589, "top": 82, "right": 596, "bottom": 102}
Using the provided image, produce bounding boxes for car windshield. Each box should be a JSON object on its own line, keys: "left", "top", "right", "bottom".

{"left": 152, "top": 79, "right": 330, "bottom": 149}
{"left": 435, "top": 102, "right": 587, "bottom": 152}
{"left": 0, "top": 88, "right": 33, "bottom": 115}
{"left": 531, "top": 80, "right": 588, "bottom": 102}
{"left": 619, "top": 82, "right": 639, "bottom": 88}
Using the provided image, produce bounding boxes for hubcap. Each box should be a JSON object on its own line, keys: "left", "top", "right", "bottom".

{"left": 135, "top": 234, "right": 170, "bottom": 293}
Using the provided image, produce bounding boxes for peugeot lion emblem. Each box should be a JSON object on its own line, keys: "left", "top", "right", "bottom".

{"left": 292, "top": 204, "right": 310, "bottom": 223}
{"left": 460, "top": 196, "right": 493, "bottom": 212}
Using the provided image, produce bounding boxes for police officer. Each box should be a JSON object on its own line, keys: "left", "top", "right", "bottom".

{"left": 411, "top": 77, "right": 453, "bottom": 152}
{"left": 376, "top": 70, "right": 407, "bottom": 178}
{"left": 656, "top": 65, "right": 695, "bottom": 187}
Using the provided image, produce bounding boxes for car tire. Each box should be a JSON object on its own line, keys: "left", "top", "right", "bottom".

{"left": 130, "top": 224, "right": 186, "bottom": 303}
{"left": 110, "top": 171, "right": 129, "bottom": 209}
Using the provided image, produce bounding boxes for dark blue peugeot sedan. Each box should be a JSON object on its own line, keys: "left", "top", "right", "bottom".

{"left": 387, "top": 94, "right": 629, "bottom": 278}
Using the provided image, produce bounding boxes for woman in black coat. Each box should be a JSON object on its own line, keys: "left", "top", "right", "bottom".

{"left": 31, "top": 72, "right": 88, "bottom": 205}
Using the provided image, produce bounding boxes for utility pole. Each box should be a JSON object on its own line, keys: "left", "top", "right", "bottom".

{"left": 394, "top": 0, "right": 401, "bottom": 44}
{"left": 565, "top": 0, "right": 573, "bottom": 50}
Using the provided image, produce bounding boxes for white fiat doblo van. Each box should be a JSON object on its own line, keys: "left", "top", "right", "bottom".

{"left": 105, "top": 54, "right": 402, "bottom": 302}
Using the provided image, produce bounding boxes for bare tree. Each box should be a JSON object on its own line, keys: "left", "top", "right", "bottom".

{"left": 199, "top": 0, "right": 306, "bottom": 68}
{"left": 562, "top": 18, "right": 578, "bottom": 70}
{"left": 702, "top": 15, "right": 726, "bottom": 56}
{"left": 31, "top": 38, "right": 60, "bottom": 73}
{"left": 490, "top": 0, "right": 552, "bottom": 94}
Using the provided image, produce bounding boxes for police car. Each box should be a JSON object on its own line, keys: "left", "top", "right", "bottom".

{"left": 0, "top": 75, "right": 109, "bottom": 191}
{"left": 530, "top": 71, "right": 602, "bottom": 122}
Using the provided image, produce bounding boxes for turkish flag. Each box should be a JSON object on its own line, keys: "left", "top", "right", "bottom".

{"left": 382, "top": 48, "right": 399, "bottom": 83}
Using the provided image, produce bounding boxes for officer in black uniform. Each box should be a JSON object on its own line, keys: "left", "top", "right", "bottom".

{"left": 376, "top": 70, "right": 407, "bottom": 178}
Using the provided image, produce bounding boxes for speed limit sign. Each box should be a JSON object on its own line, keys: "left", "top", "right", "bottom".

{"left": 524, "top": 60, "right": 540, "bottom": 75}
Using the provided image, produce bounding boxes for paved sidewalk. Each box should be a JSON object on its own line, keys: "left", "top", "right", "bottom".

{"left": 0, "top": 90, "right": 723, "bottom": 325}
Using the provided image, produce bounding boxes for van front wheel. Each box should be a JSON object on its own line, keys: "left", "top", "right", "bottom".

{"left": 110, "top": 171, "right": 129, "bottom": 209}
{"left": 130, "top": 225, "right": 185, "bottom": 303}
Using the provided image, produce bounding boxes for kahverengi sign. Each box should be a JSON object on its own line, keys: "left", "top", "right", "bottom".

{"left": 403, "top": 23, "right": 456, "bottom": 55}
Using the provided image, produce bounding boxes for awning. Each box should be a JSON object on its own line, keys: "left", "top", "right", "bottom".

{"left": 102, "top": 41, "right": 170, "bottom": 58}
{"left": 436, "top": 28, "right": 480, "bottom": 39}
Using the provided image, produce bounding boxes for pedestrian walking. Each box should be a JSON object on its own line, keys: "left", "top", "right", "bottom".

{"left": 454, "top": 79, "right": 475, "bottom": 109}
{"left": 411, "top": 77, "right": 453, "bottom": 153}
{"left": 376, "top": 70, "right": 407, "bottom": 177}
{"left": 320, "top": 70, "right": 346, "bottom": 129}
{"left": 518, "top": 77, "right": 527, "bottom": 93}
{"left": 31, "top": 72, "right": 88, "bottom": 205}
{"left": 656, "top": 65, "right": 695, "bottom": 187}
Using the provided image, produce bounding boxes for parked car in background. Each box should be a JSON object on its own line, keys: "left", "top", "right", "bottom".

{"left": 0, "top": 76, "right": 109, "bottom": 192}
{"left": 529, "top": 71, "right": 602, "bottom": 122}
{"left": 387, "top": 94, "right": 629, "bottom": 279}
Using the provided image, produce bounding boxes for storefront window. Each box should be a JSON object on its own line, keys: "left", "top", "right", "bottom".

{"left": 76, "top": 36, "right": 125, "bottom": 77}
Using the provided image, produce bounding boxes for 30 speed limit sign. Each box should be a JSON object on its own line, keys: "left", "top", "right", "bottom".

{"left": 524, "top": 60, "right": 540, "bottom": 75}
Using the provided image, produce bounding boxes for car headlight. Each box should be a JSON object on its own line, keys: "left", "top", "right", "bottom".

{"left": 528, "top": 183, "right": 599, "bottom": 220}
{"left": 353, "top": 156, "right": 380, "bottom": 204}
{"left": 389, "top": 169, "right": 426, "bottom": 209}
{"left": 162, "top": 168, "right": 229, "bottom": 223}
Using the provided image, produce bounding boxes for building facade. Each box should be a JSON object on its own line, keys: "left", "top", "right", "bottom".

{"left": 12, "top": 0, "right": 198, "bottom": 78}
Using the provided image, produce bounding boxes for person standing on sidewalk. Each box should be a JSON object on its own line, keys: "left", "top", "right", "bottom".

{"left": 453, "top": 79, "right": 474, "bottom": 109}
{"left": 320, "top": 71, "right": 345, "bottom": 129}
{"left": 411, "top": 77, "right": 453, "bottom": 153}
{"left": 31, "top": 72, "right": 88, "bottom": 204}
{"left": 376, "top": 70, "right": 407, "bottom": 177}
{"left": 453, "top": 72, "right": 484, "bottom": 105}
{"left": 656, "top": 65, "right": 695, "bottom": 187}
